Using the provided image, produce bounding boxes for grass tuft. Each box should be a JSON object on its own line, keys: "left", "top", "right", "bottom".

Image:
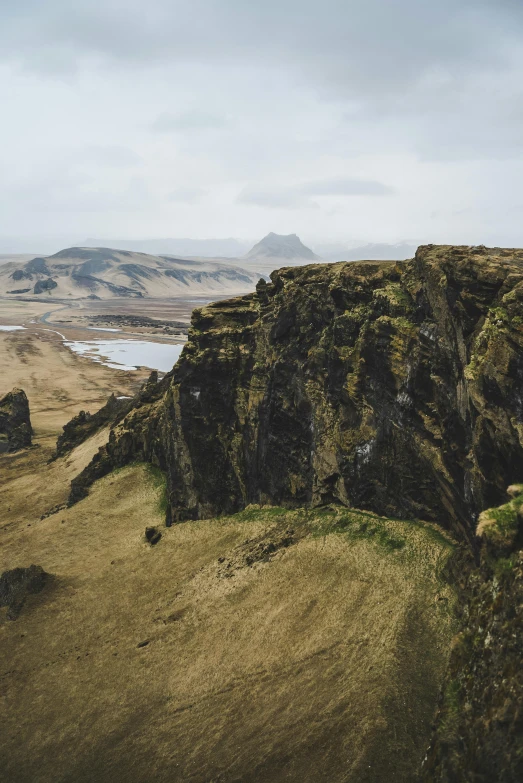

{"left": 234, "top": 505, "right": 288, "bottom": 523}
{"left": 144, "top": 463, "right": 168, "bottom": 515}
{"left": 311, "top": 509, "right": 406, "bottom": 552}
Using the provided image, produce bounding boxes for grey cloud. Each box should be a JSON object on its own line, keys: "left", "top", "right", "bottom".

{"left": 78, "top": 145, "right": 143, "bottom": 167}
{"left": 167, "top": 187, "right": 206, "bottom": 203}
{"left": 2, "top": 1, "right": 523, "bottom": 245}
{"left": 237, "top": 189, "right": 314, "bottom": 210}
{"left": 0, "top": 166, "right": 151, "bottom": 214}
{"left": 3, "top": 1, "right": 523, "bottom": 161}
{"left": 153, "top": 111, "right": 227, "bottom": 132}
{"left": 300, "top": 179, "right": 393, "bottom": 197}
{"left": 238, "top": 178, "right": 394, "bottom": 209}
{"left": 2, "top": 2, "right": 522, "bottom": 94}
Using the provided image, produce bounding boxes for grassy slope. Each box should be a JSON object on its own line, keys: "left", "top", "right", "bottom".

{"left": 0, "top": 457, "right": 456, "bottom": 783}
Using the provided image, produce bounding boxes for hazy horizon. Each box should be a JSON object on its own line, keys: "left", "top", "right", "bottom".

{"left": 0, "top": 233, "right": 420, "bottom": 259}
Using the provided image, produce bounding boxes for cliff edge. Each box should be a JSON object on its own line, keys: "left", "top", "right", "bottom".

{"left": 71, "top": 244, "right": 523, "bottom": 545}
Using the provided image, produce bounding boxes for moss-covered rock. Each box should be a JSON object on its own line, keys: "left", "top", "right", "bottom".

{"left": 70, "top": 245, "right": 523, "bottom": 544}
{"left": 422, "top": 488, "right": 523, "bottom": 782}
{"left": 477, "top": 485, "right": 523, "bottom": 556}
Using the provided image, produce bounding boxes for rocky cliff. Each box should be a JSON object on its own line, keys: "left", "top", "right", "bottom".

{"left": 71, "top": 244, "right": 523, "bottom": 544}
{"left": 423, "top": 487, "right": 523, "bottom": 781}
{"left": 0, "top": 388, "right": 32, "bottom": 452}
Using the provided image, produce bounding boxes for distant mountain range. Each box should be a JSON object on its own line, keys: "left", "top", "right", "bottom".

{"left": 0, "top": 236, "right": 420, "bottom": 301}
{"left": 0, "top": 247, "right": 265, "bottom": 300}
{"left": 83, "top": 235, "right": 416, "bottom": 264}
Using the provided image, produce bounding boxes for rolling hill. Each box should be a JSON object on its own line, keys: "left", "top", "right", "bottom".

{"left": 0, "top": 247, "right": 266, "bottom": 300}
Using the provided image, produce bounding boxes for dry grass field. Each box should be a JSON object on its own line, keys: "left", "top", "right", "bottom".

{"left": 1, "top": 466, "right": 457, "bottom": 783}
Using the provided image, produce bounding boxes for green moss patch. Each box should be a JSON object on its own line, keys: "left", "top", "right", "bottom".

{"left": 143, "top": 463, "right": 168, "bottom": 515}
{"left": 477, "top": 486, "right": 523, "bottom": 553}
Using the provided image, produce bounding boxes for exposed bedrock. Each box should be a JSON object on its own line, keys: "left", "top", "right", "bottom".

{"left": 0, "top": 388, "right": 32, "bottom": 453}
{"left": 71, "top": 245, "right": 523, "bottom": 544}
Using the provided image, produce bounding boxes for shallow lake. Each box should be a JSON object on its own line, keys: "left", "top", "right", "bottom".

{"left": 64, "top": 339, "right": 184, "bottom": 372}
{"left": 0, "top": 325, "right": 25, "bottom": 331}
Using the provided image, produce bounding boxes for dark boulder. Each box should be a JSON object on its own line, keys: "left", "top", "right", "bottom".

{"left": 145, "top": 527, "right": 162, "bottom": 545}
{"left": 0, "top": 388, "right": 32, "bottom": 453}
{"left": 0, "top": 565, "right": 48, "bottom": 619}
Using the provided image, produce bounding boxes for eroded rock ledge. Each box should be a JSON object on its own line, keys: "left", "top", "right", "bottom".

{"left": 71, "top": 245, "right": 523, "bottom": 544}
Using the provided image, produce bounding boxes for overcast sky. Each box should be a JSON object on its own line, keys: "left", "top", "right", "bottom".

{"left": 2, "top": 0, "right": 523, "bottom": 251}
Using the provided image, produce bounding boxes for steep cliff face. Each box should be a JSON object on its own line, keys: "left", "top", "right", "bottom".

{"left": 423, "top": 488, "right": 523, "bottom": 782}
{"left": 71, "top": 245, "right": 523, "bottom": 543}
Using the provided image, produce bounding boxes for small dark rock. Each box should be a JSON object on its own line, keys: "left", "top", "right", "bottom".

{"left": 137, "top": 639, "right": 150, "bottom": 648}
{"left": 0, "top": 565, "right": 48, "bottom": 620}
{"left": 145, "top": 526, "right": 162, "bottom": 545}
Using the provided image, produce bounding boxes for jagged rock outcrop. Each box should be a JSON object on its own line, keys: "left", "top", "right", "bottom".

{"left": 54, "top": 373, "right": 162, "bottom": 463}
{"left": 422, "top": 488, "right": 523, "bottom": 782}
{"left": 0, "top": 388, "right": 32, "bottom": 452}
{"left": 53, "top": 393, "right": 132, "bottom": 459}
{"left": 70, "top": 245, "right": 523, "bottom": 543}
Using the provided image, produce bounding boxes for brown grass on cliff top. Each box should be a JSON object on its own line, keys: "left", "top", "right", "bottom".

{"left": 0, "top": 449, "right": 456, "bottom": 783}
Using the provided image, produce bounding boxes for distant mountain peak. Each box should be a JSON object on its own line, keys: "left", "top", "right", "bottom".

{"left": 244, "top": 233, "right": 320, "bottom": 262}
